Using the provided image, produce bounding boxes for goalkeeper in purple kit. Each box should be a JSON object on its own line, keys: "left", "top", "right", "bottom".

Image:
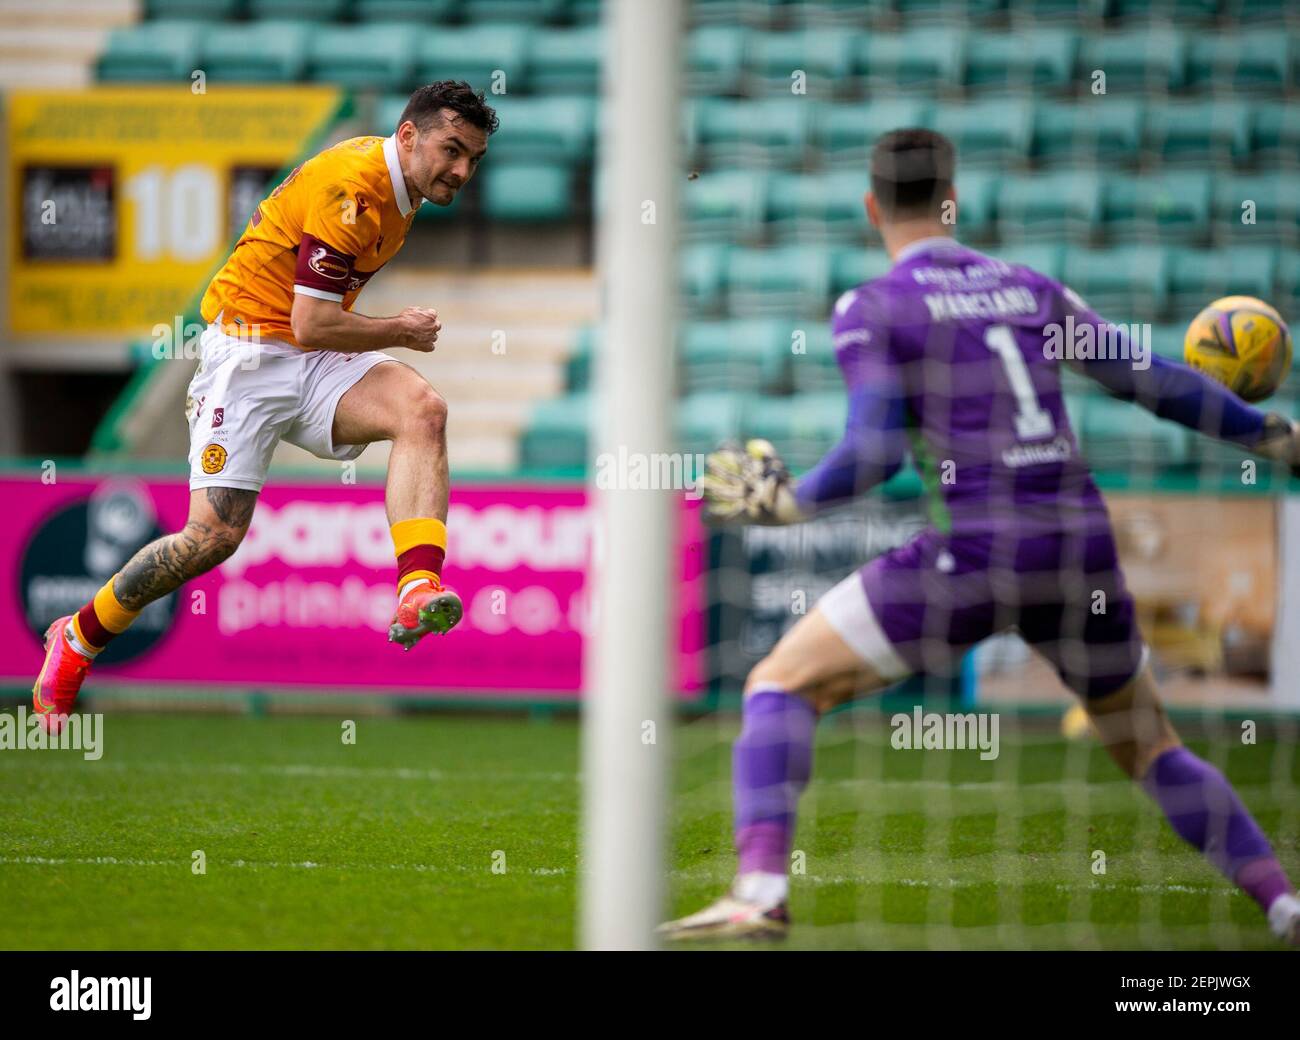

{"left": 660, "top": 129, "right": 1300, "bottom": 943}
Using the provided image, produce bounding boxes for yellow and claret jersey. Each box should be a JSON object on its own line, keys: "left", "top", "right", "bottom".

{"left": 200, "top": 135, "right": 420, "bottom": 349}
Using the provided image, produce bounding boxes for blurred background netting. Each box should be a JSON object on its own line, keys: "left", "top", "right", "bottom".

{"left": 5, "top": 0, "right": 1297, "bottom": 494}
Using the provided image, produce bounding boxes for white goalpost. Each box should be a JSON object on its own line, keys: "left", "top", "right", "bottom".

{"left": 580, "top": 0, "right": 683, "bottom": 950}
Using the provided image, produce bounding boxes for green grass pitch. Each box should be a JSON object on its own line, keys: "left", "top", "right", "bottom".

{"left": 1, "top": 709, "right": 1296, "bottom": 949}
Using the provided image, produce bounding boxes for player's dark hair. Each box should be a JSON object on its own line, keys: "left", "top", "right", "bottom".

{"left": 869, "top": 128, "right": 955, "bottom": 220}
{"left": 399, "top": 81, "right": 500, "bottom": 136}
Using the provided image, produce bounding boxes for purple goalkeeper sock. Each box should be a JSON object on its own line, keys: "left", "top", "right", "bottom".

{"left": 1142, "top": 746, "right": 1294, "bottom": 912}
{"left": 733, "top": 686, "right": 816, "bottom": 876}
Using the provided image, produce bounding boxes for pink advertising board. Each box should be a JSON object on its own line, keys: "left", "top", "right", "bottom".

{"left": 1, "top": 474, "right": 706, "bottom": 700}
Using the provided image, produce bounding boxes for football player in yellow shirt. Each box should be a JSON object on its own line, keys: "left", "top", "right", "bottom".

{"left": 34, "top": 82, "right": 497, "bottom": 726}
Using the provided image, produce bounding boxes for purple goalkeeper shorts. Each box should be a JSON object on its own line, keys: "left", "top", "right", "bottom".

{"left": 857, "top": 525, "right": 1146, "bottom": 700}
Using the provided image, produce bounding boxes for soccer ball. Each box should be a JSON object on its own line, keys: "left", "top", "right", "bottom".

{"left": 1183, "top": 295, "right": 1293, "bottom": 403}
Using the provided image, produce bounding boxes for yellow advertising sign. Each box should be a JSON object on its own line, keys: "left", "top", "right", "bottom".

{"left": 7, "top": 86, "right": 344, "bottom": 335}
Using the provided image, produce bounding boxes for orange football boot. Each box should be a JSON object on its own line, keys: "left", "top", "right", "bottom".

{"left": 387, "top": 580, "right": 463, "bottom": 651}
{"left": 32, "top": 615, "right": 94, "bottom": 733}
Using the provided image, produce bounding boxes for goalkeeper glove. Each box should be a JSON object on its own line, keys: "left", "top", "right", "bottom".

{"left": 699, "top": 438, "right": 805, "bottom": 525}
{"left": 1252, "top": 413, "right": 1300, "bottom": 477}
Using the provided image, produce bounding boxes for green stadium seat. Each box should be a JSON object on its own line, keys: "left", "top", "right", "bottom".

{"left": 566, "top": 325, "right": 596, "bottom": 392}
{"left": 893, "top": 0, "right": 1006, "bottom": 22}
{"left": 681, "top": 243, "right": 731, "bottom": 315}
{"left": 997, "top": 171, "right": 1103, "bottom": 243}
{"left": 354, "top": 0, "right": 459, "bottom": 21}
{"left": 1280, "top": 251, "right": 1300, "bottom": 323}
{"left": 1144, "top": 100, "right": 1255, "bottom": 165}
{"left": 1060, "top": 382, "right": 1089, "bottom": 431}
{"left": 1225, "top": 0, "right": 1292, "bottom": 24}
{"left": 741, "top": 392, "right": 847, "bottom": 471}
{"left": 831, "top": 249, "right": 892, "bottom": 295}
{"left": 857, "top": 27, "right": 965, "bottom": 93}
{"left": 479, "top": 95, "right": 596, "bottom": 162}
{"left": 1213, "top": 173, "right": 1300, "bottom": 241}
{"left": 746, "top": 28, "right": 857, "bottom": 93}
{"left": 687, "top": 25, "right": 749, "bottom": 95}
{"left": 963, "top": 28, "right": 1079, "bottom": 92}
{"left": 787, "top": 324, "right": 841, "bottom": 393}
{"left": 199, "top": 21, "right": 309, "bottom": 82}
{"left": 1079, "top": 28, "right": 1188, "bottom": 92}
{"left": 1253, "top": 101, "right": 1300, "bottom": 158}
{"left": 930, "top": 98, "right": 1034, "bottom": 167}
{"left": 680, "top": 320, "right": 788, "bottom": 394}
{"left": 953, "top": 169, "right": 998, "bottom": 241}
{"left": 678, "top": 392, "right": 746, "bottom": 458}
{"left": 683, "top": 169, "right": 769, "bottom": 244}
{"left": 528, "top": 27, "right": 603, "bottom": 93}
{"left": 519, "top": 393, "right": 590, "bottom": 471}
{"left": 793, "top": 0, "right": 894, "bottom": 26}
{"left": 999, "top": 243, "right": 1066, "bottom": 282}
{"left": 689, "top": 0, "right": 787, "bottom": 28}
{"left": 1032, "top": 99, "right": 1143, "bottom": 167}
{"left": 1149, "top": 324, "right": 1186, "bottom": 364}
{"left": 567, "top": 0, "right": 604, "bottom": 22}
{"left": 481, "top": 161, "right": 574, "bottom": 222}
{"left": 1081, "top": 396, "right": 1193, "bottom": 474}
{"left": 249, "top": 0, "right": 350, "bottom": 20}
{"left": 1011, "top": 0, "right": 1111, "bottom": 20}
{"left": 1110, "top": 0, "right": 1218, "bottom": 24}
{"left": 727, "top": 245, "right": 834, "bottom": 318}
{"left": 307, "top": 23, "right": 417, "bottom": 90}
{"left": 1169, "top": 247, "right": 1279, "bottom": 317}
{"left": 97, "top": 21, "right": 203, "bottom": 81}
{"left": 819, "top": 99, "right": 933, "bottom": 170}
{"left": 374, "top": 93, "right": 409, "bottom": 135}
{"left": 1103, "top": 171, "right": 1213, "bottom": 244}
{"left": 1063, "top": 246, "right": 1170, "bottom": 322}
{"left": 689, "top": 97, "right": 814, "bottom": 169}
{"left": 414, "top": 24, "right": 531, "bottom": 92}
{"left": 767, "top": 171, "right": 870, "bottom": 243}
{"left": 462, "top": 0, "right": 568, "bottom": 22}
{"left": 1186, "top": 31, "right": 1292, "bottom": 92}
{"left": 146, "top": 0, "right": 243, "bottom": 17}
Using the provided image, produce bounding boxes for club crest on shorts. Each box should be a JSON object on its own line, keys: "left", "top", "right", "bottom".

{"left": 200, "top": 443, "right": 228, "bottom": 475}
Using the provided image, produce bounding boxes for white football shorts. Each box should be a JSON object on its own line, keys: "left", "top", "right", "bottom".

{"left": 818, "top": 568, "right": 911, "bottom": 681}
{"left": 185, "top": 322, "right": 398, "bottom": 492}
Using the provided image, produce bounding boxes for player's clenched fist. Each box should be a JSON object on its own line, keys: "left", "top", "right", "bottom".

{"left": 395, "top": 306, "right": 441, "bottom": 352}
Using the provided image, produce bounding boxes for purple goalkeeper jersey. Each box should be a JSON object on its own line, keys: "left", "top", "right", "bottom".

{"left": 830, "top": 236, "right": 1106, "bottom": 535}
{"left": 805, "top": 235, "right": 1268, "bottom": 697}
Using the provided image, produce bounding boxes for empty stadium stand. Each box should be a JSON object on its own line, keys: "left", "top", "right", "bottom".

{"left": 75, "top": 0, "right": 1300, "bottom": 480}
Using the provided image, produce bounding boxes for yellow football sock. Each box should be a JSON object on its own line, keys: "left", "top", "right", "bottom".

{"left": 392, "top": 517, "right": 448, "bottom": 591}
{"left": 72, "top": 575, "right": 141, "bottom": 652}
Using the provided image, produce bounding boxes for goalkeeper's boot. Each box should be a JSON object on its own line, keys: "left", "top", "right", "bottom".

{"left": 657, "top": 888, "right": 789, "bottom": 942}
{"left": 32, "top": 616, "right": 94, "bottom": 734}
{"left": 388, "top": 579, "right": 463, "bottom": 651}
{"left": 1268, "top": 893, "right": 1300, "bottom": 947}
